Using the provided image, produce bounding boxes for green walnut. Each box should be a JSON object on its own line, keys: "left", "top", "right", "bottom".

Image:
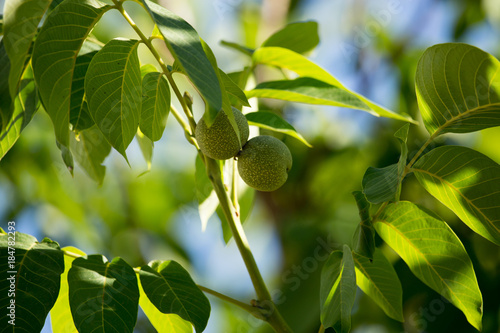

{"left": 237, "top": 135, "right": 292, "bottom": 192}
{"left": 195, "top": 107, "right": 250, "bottom": 160}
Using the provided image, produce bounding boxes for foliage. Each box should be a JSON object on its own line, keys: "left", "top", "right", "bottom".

{"left": 0, "top": 0, "right": 499, "bottom": 332}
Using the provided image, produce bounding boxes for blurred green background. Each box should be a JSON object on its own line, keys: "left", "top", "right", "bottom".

{"left": 1, "top": 0, "right": 499, "bottom": 332}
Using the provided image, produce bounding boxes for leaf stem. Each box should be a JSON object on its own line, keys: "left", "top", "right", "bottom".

{"left": 197, "top": 285, "right": 265, "bottom": 319}
{"left": 318, "top": 324, "right": 326, "bottom": 333}
{"left": 204, "top": 157, "right": 292, "bottom": 332}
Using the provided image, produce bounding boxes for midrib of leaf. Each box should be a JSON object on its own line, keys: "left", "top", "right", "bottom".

{"left": 325, "top": 264, "right": 343, "bottom": 310}
{"left": 353, "top": 256, "right": 399, "bottom": 316}
{"left": 120, "top": 45, "right": 137, "bottom": 151}
{"left": 101, "top": 262, "right": 109, "bottom": 329}
{"left": 375, "top": 220, "right": 470, "bottom": 317}
{"left": 411, "top": 168, "right": 499, "bottom": 233}
{"left": 158, "top": 272, "right": 191, "bottom": 322}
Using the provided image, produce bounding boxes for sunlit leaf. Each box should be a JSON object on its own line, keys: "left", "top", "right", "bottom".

{"left": 375, "top": 201, "right": 483, "bottom": 330}
{"left": 32, "top": 0, "right": 112, "bottom": 148}
{"left": 245, "top": 111, "right": 312, "bottom": 147}
{"left": 85, "top": 39, "right": 142, "bottom": 160}
{"left": 0, "top": 232, "right": 64, "bottom": 332}
{"left": 351, "top": 191, "right": 375, "bottom": 260}
{"left": 220, "top": 69, "right": 250, "bottom": 107}
{"left": 416, "top": 43, "right": 500, "bottom": 136}
{"left": 68, "top": 255, "right": 139, "bottom": 333}
{"left": 140, "top": 72, "right": 170, "bottom": 141}
{"left": 353, "top": 250, "right": 404, "bottom": 322}
{"left": 3, "top": 0, "right": 51, "bottom": 98}
{"left": 320, "top": 244, "right": 356, "bottom": 332}
{"left": 139, "top": 260, "right": 211, "bottom": 333}
{"left": 252, "top": 47, "right": 415, "bottom": 123}
{"left": 51, "top": 247, "right": 86, "bottom": 333}
{"left": 413, "top": 145, "right": 500, "bottom": 245}
{"left": 0, "top": 63, "right": 39, "bottom": 160}
{"left": 142, "top": 0, "right": 222, "bottom": 124}
{"left": 70, "top": 125, "right": 111, "bottom": 184}
{"left": 138, "top": 276, "right": 193, "bottom": 333}
{"left": 136, "top": 130, "right": 153, "bottom": 172}
{"left": 262, "top": 21, "right": 319, "bottom": 54}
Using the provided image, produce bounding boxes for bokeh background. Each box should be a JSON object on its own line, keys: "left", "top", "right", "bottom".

{"left": 1, "top": 0, "right": 500, "bottom": 332}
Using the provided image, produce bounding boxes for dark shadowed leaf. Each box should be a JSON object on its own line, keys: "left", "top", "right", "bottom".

{"left": 138, "top": 277, "right": 193, "bottom": 332}
{"left": 68, "top": 255, "right": 139, "bottom": 333}
{"left": 0, "top": 232, "right": 64, "bottom": 332}
{"left": 139, "top": 260, "right": 210, "bottom": 333}
{"left": 70, "top": 50, "right": 98, "bottom": 131}
{"left": 374, "top": 201, "right": 483, "bottom": 330}
{"left": 351, "top": 191, "right": 375, "bottom": 260}
{"left": 413, "top": 145, "right": 500, "bottom": 245}
{"left": 142, "top": 0, "right": 222, "bottom": 124}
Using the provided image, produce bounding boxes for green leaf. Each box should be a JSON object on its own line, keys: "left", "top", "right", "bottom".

{"left": 70, "top": 50, "right": 98, "bottom": 131}
{"left": 70, "top": 125, "right": 111, "bottom": 184}
{"left": 245, "top": 111, "right": 312, "bottom": 147}
{"left": 413, "top": 145, "right": 500, "bottom": 245}
{"left": 262, "top": 21, "right": 319, "bottom": 54}
{"left": 0, "top": 40, "right": 13, "bottom": 130}
{"left": 252, "top": 47, "right": 416, "bottom": 124}
{"left": 416, "top": 43, "right": 500, "bottom": 136}
{"left": 139, "top": 260, "right": 211, "bottom": 333}
{"left": 362, "top": 124, "right": 410, "bottom": 204}
{"left": 374, "top": 201, "right": 483, "bottom": 330}
{"left": 320, "top": 244, "right": 356, "bottom": 332}
{"left": 219, "top": 69, "right": 250, "bottom": 107}
{"left": 85, "top": 39, "right": 142, "bottom": 160}
{"left": 3, "top": 0, "right": 52, "bottom": 98}
{"left": 351, "top": 191, "right": 375, "bottom": 260}
{"left": 218, "top": 184, "right": 256, "bottom": 243}
{"left": 0, "top": 63, "right": 39, "bottom": 160}
{"left": 51, "top": 246, "right": 86, "bottom": 333}
{"left": 142, "top": 0, "right": 222, "bottom": 124}
{"left": 138, "top": 276, "right": 193, "bottom": 332}
{"left": 32, "top": 0, "right": 112, "bottom": 148}
{"left": 136, "top": 129, "right": 153, "bottom": 172}
{"left": 0, "top": 232, "right": 64, "bottom": 332}
{"left": 68, "top": 255, "right": 140, "bottom": 333}
{"left": 140, "top": 72, "right": 170, "bottom": 141}
{"left": 220, "top": 40, "right": 254, "bottom": 56}
{"left": 353, "top": 250, "right": 404, "bottom": 322}
{"left": 362, "top": 164, "right": 399, "bottom": 204}
{"left": 195, "top": 155, "right": 218, "bottom": 232}
{"left": 140, "top": 64, "right": 157, "bottom": 78}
